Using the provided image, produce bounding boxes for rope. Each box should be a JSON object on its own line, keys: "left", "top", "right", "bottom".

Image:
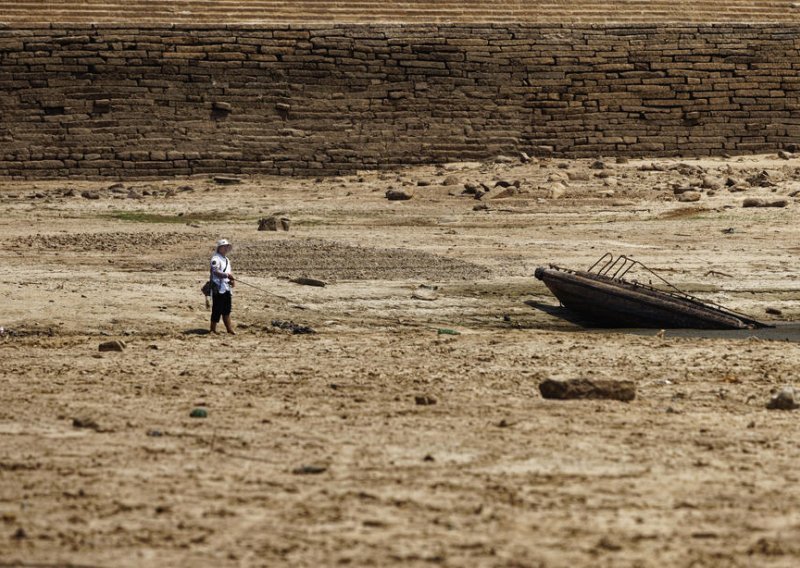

{"left": 233, "top": 276, "right": 296, "bottom": 304}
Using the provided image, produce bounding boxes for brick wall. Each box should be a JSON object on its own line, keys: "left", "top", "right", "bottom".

{"left": 1, "top": 24, "right": 799, "bottom": 179}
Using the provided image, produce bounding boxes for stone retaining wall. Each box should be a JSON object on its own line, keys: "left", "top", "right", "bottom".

{"left": 1, "top": 24, "right": 799, "bottom": 178}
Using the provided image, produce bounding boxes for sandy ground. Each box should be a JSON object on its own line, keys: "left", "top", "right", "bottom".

{"left": 2, "top": 154, "right": 800, "bottom": 567}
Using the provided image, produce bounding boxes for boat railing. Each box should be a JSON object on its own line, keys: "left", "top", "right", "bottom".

{"left": 557, "top": 252, "right": 771, "bottom": 329}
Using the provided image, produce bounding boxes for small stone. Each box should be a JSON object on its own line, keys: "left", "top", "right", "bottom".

{"left": 520, "top": 151, "right": 531, "bottom": 163}
{"left": 416, "top": 180, "right": 431, "bottom": 187}
{"left": 292, "top": 464, "right": 327, "bottom": 475}
{"left": 765, "top": 307, "right": 783, "bottom": 316}
{"left": 98, "top": 340, "right": 125, "bottom": 352}
{"left": 473, "top": 203, "right": 489, "bottom": 211}
{"left": 539, "top": 378, "right": 636, "bottom": 402}
{"left": 72, "top": 417, "right": 100, "bottom": 431}
{"left": 12, "top": 527, "right": 26, "bottom": 540}
{"left": 462, "top": 182, "right": 479, "bottom": 195}
{"left": 567, "top": 171, "right": 591, "bottom": 181}
{"left": 189, "top": 407, "right": 208, "bottom": 418}
{"left": 442, "top": 175, "right": 460, "bottom": 186}
{"left": 743, "top": 198, "right": 788, "bottom": 208}
{"left": 778, "top": 150, "right": 793, "bottom": 160}
{"left": 289, "top": 277, "right": 326, "bottom": 287}
{"left": 423, "top": 454, "right": 435, "bottom": 462}
{"left": 213, "top": 176, "right": 241, "bottom": 185}
{"left": 385, "top": 189, "right": 413, "bottom": 201}
{"left": 80, "top": 191, "right": 100, "bottom": 200}
{"left": 146, "top": 429, "right": 163, "bottom": 437}
{"left": 258, "top": 216, "right": 278, "bottom": 231}
{"left": 492, "top": 187, "right": 518, "bottom": 199}
{"left": 212, "top": 101, "right": 232, "bottom": 112}
{"left": 493, "top": 155, "right": 515, "bottom": 164}
{"left": 415, "top": 395, "right": 437, "bottom": 406}
{"left": 590, "top": 160, "right": 607, "bottom": 170}
{"left": 411, "top": 285, "right": 438, "bottom": 301}
{"left": 548, "top": 182, "right": 566, "bottom": 199}
{"left": 676, "top": 191, "right": 702, "bottom": 202}
{"left": 701, "top": 176, "right": 721, "bottom": 190}
{"left": 766, "top": 387, "right": 799, "bottom": 410}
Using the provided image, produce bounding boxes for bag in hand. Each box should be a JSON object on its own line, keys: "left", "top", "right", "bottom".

{"left": 201, "top": 280, "right": 215, "bottom": 297}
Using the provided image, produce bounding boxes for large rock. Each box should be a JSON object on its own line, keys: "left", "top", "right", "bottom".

{"left": 539, "top": 378, "right": 636, "bottom": 402}
{"left": 98, "top": 340, "right": 125, "bottom": 352}
{"left": 386, "top": 189, "right": 413, "bottom": 201}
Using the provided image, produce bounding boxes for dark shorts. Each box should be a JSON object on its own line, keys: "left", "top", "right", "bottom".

{"left": 211, "top": 291, "right": 232, "bottom": 322}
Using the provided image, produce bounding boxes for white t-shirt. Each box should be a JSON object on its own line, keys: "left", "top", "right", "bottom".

{"left": 210, "top": 253, "right": 232, "bottom": 294}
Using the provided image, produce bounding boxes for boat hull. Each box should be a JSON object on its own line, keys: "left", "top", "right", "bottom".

{"left": 535, "top": 267, "right": 751, "bottom": 330}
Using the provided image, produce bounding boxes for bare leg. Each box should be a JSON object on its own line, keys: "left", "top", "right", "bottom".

{"left": 223, "top": 315, "right": 235, "bottom": 335}
{"left": 210, "top": 321, "right": 218, "bottom": 334}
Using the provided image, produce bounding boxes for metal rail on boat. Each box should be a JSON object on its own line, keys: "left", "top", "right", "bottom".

{"left": 544, "top": 253, "right": 771, "bottom": 330}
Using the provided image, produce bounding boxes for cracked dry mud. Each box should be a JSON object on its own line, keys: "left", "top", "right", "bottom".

{"left": 2, "top": 154, "right": 800, "bottom": 567}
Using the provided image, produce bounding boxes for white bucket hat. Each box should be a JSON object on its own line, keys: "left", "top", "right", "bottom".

{"left": 216, "top": 238, "right": 231, "bottom": 247}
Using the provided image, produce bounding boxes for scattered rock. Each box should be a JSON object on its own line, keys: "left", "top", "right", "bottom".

{"left": 548, "top": 183, "right": 567, "bottom": 199}
{"left": 492, "top": 187, "right": 519, "bottom": 199}
{"left": 411, "top": 285, "right": 438, "bottom": 301}
{"left": 539, "top": 378, "right": 636, "bottom": 402}
{"left": 519, "top": 151, "right": 532, "bottom": 163}
{"left": 289, "top": 277, "right": 326, "bottom": 287}
{"left": 766, "top": 307, "right": 783, "bottom": 316}
{"left": 567, "top": 171, "right": 591, "bottom": 181}
{"left": 258, "top": 216, "right": 291, "bottom": 231}
{"left": 673, "top": 185, "right": 694, "bottom": 195}
{"left": 416, "top": 180, "right": 431, "bottom": 187}
{"left": 462, "top": 182, "right": 479, "bottom": 195}
{"left": 292, "top": 464, "right": 327, "bottom": 475}
{"left": 590, "top": 160, "right": 607, "bottom": 170}
{"left": 746, "top": 171, "right": 775, "bottom": 188}
{"left": 701, "top": 176, "right": 722, "bottom": 190}
{"left": 676, "top": 191, "right": 702, "bottom": 202}
{"left": 493, "top": 155, "right": 515, "bottom": 164}
{"left": 385, "top": 189, "right": 413, "bottom": 201}
{"left": 473, "top": 203, "right": 489, "bottom": 211}
{"left": 81, "top": 191, "right": 100, "bottom": 200}
{"left": 742, "top": 198, "right": 788, "bottom": 208}
{"left": 212, "top": 101, "right": 232, "bottom": 112}
{"left": 213, "top": 175, "right": 241, "bottom": 185}
{"left": 271, "top": 320, "right": 316, "bottom": 334}
{"left": 767, "top": 387, "right": 799, "bottom": 410}
{"left": 442, "top": 175, "right": 460, "bottom": 186}
{"left": 12, "top": 528, "right": 26, "bottom": 540}
{"left": 146, "top": 429, "right": 163, "bottom": 437}
{"left": 778, "top": 150, "right": 794, "bottom": 160}
{"left": 415, "top": 394, "right": 437, "bottom": 406}
{"left": 72, "top": 417, "right": 101, "bottom": 431}
{"left": 189, "top": 407, "right": 208, "bottom": 418}
{"left": 98, "top": 340, "right": 125, "bottom": 352}
{"left": 615, "top": 156, "right": 629, "bottom": 164}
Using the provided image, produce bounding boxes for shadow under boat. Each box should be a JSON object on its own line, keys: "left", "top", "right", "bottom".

{"left": 534, "top": 253, "right": 772, "bottom": 331}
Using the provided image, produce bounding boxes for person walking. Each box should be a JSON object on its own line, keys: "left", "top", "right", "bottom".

{"left": 210, "top": 238, "right": 236, "bottom": 334}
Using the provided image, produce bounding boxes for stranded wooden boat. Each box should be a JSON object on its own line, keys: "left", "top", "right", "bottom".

{"left": 534, "top": 254, "right": 771, "bottom": 330}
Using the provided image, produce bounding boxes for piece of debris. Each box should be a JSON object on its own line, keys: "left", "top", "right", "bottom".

{"left": 415, "top": 395, "right": 437, "bottom": 406}
{"left": 412, "top": 285, "right": 438, "bottom": 301}
{"left": 213, "top": 175, "right": 241, "bottom": 185}
{"left": 271, "top": 320, "right": 316, "bottom": 334}
{"left": 766, "top": 387, "right": 799, "bottom": 410}
{"left": 766, "top": 307, "right": 783, "bottom": 316}
{"left": 189, "top": 407, "right": 208, "bottom": 418}
{"left": 72, "top": 417, "right": 101, "bottom": 431}
{"left": 437, "top": 328, "right": 460, "bottom": 335}
{"left": 385, "top": 189, "right": 413, "bottom": 201}
{"left": 292, "top": 464, "right": 328, "bottom": 475}
{"left": 289, "top": 277, "right": 326, "bottom": 287}
{"left": 98, "top": 340, "right": 125, "bottom": 352}
{"left": 539, "top": 378, "right": 636, "bottom": 402}
{"left": 742, "top": 198, "right": 788, "bottom": 208}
